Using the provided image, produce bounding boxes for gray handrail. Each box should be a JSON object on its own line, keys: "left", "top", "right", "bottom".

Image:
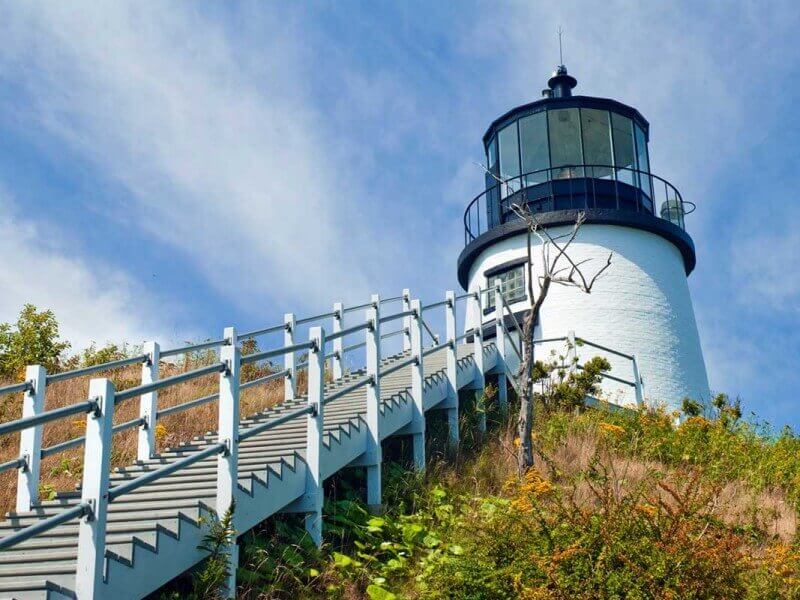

{"left": 421, "top": 299, "right": 449, "bottom": 312}
{"left": 241, "top": 340, "right": 315, "bottom": 365}
{"left": 0, "top": 399, "right": 98, "bottom": 438}
{"left": 238, "top": 405, "right": 314, "bottom": 443}
{"left": 343, "top": 301, "right": 372, "bottom": 314}
{"left": 40, "top": 416, "right": 146, "bottom": 459}
{"left": 379, "top": 295, "right": 404, "bottom": 304}
{"left": 115, "top": 362, "right": 226, "bottom": 404}
{"left": 323, "top": 375, "right": 373, "bottom": 406}
{"left": 0, "top": 502, "right": 91, "bottom": 550}
{"left": 156, "top": 391, "right": 219, "bottom": 419}
{"left": 576, "top": 338, "right": 634, "bottom": 361}
{"left": 575, "top": 364, "right": 636, "bottom": 387}
{"left": 108, "top": 443, "right": 226, "bottom": 502}
{"left": 160, "top": 338, "right": 227, "bottom": 359}
{"left": 46, "top": 355, "right": 148, "bottom": 385}
{"left": 239, "top": 369, "right": 289, "bottom": 391}
{"left": 0, "top": 381, "right": 32, "bottom": 397}
{"left": 422, "top": 341, "right": 452, "bottom": 357}
{"left": 239, "top": 323, "right": 285, "bottom": 340}
{"left": 378, "top": 310, "right": 414, "bottom": 325}
{"left": 380, "top": 356, "right": 418, "bottom": 378}
{"left": 0, "top": 456, "right": 26, "bottom": 474}
{"left": 454, "top": 292, "right": 478, "bottom": 302}
{"left": 296, "top": 311, "right": 336, "bottom": 326}
{"left": 532, "top": 336, "right": 568, "bottom": 344}
{"left": 325, "top": 321, "right": 372, "bottom": 343}
{"left": 341, "top": 340, "right": 366, "bottom": 354}
{"left": 420, "top": 317, "right": 439, "bottom": 344}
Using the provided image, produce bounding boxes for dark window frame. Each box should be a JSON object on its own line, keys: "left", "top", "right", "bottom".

{"left": 484, "top": 258, "right": 528, "bottom": 314}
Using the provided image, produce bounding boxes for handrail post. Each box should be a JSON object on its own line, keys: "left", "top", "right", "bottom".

{"left": 216, "top": 326, "right": 240, "bottom": 598}
{"left": 137, "top": 341, "right": 160, "bottom": 461}
{"left": 472, "top": 292, "right": 486, "bottom": 433}
{"left": 494, "top": 288, "right": 508, "bottom": 414}
{"left": 632, "top": 354, "right": 645, "bottom": 408}
{"left": 284, "top": 313, "right": 296, "bottom": 401}
{"left": 365, "top": 294, "right": 382, "bottom": 512}
{"left": 409, "top": 299, "right": 425, "bottom": 470}
{"left": 16, "top": 365, "right": 45, "bottom": 512}
{"left": 402, "top": 289, "right": 412, "bottom": 352}
{"left": 332, "top": 302, "right": 344, "bottom": 380}
{"left": 305, "top": 326, "right": 325, "bottom": 546}
{"left": 445, "top": 291, "right": 459, "bottom": 446}
{"left": 76, "top": 378, "right": 114, "bottom": 600}
{"left": 566, "top": 331, "right": 577, "bottom": 377}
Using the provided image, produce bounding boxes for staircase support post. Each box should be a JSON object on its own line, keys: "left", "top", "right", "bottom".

{"left": 364, "top": 294, "right": 382, "bottom": 511}
{"left": 632, "top": 354, "right": 645, "bottom": 408}
{"left": 305, "top": 326, "right": 326, "bottom": 547}
{"left": 472, "top": 292, "right": 486, "bottom": 433}
{"left": 444, "top": 291, "right": 459, "bottom": 447}
{"left": 137, "top": 341, "right": 160, "bottom": 461}
{"left": 409, "top": 299, "right": 425, "bottom": 470}
{"left": 332, "top": 302, "right": 344, "bottom": 381}
{"left": 494, "top": 288, "right": 508, "bottom": 414}
{"left": 402, "top": 288, "right": 412, "bottom": 352}
{"left": 76, "top": 378, "right": 114, "bottom": 600}
{"left": 217, "top": 327, "right": 240, "bottom": 598}
{"left": 16, "top": 365, "right": 45, "bottom": 512}
{"left": 284, "top": 313, "right": 296, "bottom": 402}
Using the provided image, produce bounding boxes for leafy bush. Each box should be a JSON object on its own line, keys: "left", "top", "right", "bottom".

{"left": 0, "top": 304, "right": 70, "bottom": 378}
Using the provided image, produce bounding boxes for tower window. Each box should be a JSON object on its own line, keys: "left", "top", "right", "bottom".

{"left": 486, "top": 265, "right": 526, "bottom": 310}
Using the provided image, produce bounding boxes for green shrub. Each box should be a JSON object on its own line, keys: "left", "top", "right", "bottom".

{"left": 0, "top": 304, "right": 70, "bottom": 378}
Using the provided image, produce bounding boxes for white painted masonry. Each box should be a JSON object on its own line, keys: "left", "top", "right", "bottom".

{"left": 465, "top": 224, "right": 710, "bottom": 408}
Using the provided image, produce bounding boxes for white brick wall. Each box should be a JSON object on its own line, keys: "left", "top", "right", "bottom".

{"left": 466, "top": 224, "right": 710, "bottom": 409}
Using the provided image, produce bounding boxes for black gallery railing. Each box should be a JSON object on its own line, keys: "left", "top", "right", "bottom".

{"left": 464, "top": 164, "right": 695, "bottom": 244}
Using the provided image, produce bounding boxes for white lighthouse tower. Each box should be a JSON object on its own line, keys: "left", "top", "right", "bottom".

{"left": 458, "top": 66, "right": 710, "bottom": 408}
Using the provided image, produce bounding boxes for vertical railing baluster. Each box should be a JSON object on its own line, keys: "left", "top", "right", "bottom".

{"left": 284, "top": 313, "right": 296, "bottom": 402}
{"left": 632, "top": 354, "right": 645, "bottom": 408}
{"left": 472, "top": 291, "right": 486, "bottom": 432}
{"left": 444, "top": 291, "right": 459, "bottom": 446}
{"left": 566, "top": 331, "right": 577, "bottom": 377}
{"left": 76, "top": 378, "right": 114, "bottom": 599}
{"left": 305, "top": 326, "right": 325, "bottom": 546}
{"left": 332, "top": 302, "right": 344, "bottom": 381}
{"left": 216, "top": 326, "right": 240, "bottom": 598}
{"left": 409, "top": 299, "right": 425, "bottom": 470}
{"left": 402, "top": 289, "right": 412, "bottom": 353}
{"left": 16, "top": 365, "right": 45, "bottom": 512}
{"left": 494, "top": 288, "right": 508, "bottom": 414}
{"left": 137, "top": 341, "right": 160, "bottom": 461}
{"left": 365, "top": 294, "right": 382, "bottom": 512}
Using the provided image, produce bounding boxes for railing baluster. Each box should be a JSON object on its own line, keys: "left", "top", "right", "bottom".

{"left": 494, "top": 288, "right": 508, "bottom": 413}
{"left": 402, "top": 289, "right": 412, "bottom": 352}
{"left": 76, "top": 378, "right": 114, "bottom": 599}
{"left": 216, "top": 326, "right": 240, "bottom": 598}
{"left": 472, "top": 292, "right": 486, "bottom": 432}
{"left": 284, "top": 313, "right": 296, "bottom": 401}
{"left": 445, "top": 291, "right": 459, "bottom": 446}
{"left": 409, "top": 299, "right": 425, "bottom": 470}
{"left": 16, "top": 365, "right": 45, "bottom": 512}
{"left": 137, "top": 341, "right": 160, "bottom": 461}
{"left": 332, "top": 302, "right": 344, "bottom": 380}
{"left": 304, "top": 327, "right": 325, "bottom": 546}
{"left": 365, "top": 294, "right": 382, "bottom": 511}
{"left": 632, "top": 354, "right": 645, "bottom": 408}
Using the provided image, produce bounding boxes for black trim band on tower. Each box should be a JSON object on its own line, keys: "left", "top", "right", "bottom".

{"left": 456, "top": 208, "right": 696, "bottom": 290}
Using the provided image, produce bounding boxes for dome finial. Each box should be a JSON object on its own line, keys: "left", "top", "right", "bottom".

{"left": 544, "top": 28, "right": 577, "bottom": 98}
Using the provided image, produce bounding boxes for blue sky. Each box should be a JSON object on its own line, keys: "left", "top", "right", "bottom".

{"left": 0, "top": 2, "right": 798, "bottom": 429}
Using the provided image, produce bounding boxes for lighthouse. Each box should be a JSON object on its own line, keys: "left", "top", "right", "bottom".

{"left": 458, "top": 66, "right": 710, "bottom": 408}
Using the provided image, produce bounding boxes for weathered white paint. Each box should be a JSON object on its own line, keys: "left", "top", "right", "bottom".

{"left": 16, "top": 365, "right": 45, "bottom": 512}
{"left": 465, "top": 224, "right": 710, "bottom": 409}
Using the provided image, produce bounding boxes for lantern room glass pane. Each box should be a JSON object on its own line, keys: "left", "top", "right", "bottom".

{"left": 611, "top": 112, "right": 635, "bottom": 186}
{"left": 498, "top": 122, "right": 521, "bottom": 199}
{"left": 634, "top": 124, "right": 653, "bottom": 208}
{"left": 487, "top": 137, "right": 498, "bottom": 172}
{"left": 580, "top": 108, "right": 613, "bottom": 179}
{"left": 520, "top": 112, "right": 550, "bottom": 186}
{"left": 548, "top": 108, "right": 583, "bottom": 179}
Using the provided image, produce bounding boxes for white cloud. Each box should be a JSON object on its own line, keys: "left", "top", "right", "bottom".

{"left": 0, "top": 196, "right": 170, "bottom": 351}
{"left": 0, "top": 3, "right": 389, "bottom": 313}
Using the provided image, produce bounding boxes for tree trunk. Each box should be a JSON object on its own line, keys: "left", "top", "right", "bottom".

{"left": 517, "top": 278, "right": 548, "bottom": 474}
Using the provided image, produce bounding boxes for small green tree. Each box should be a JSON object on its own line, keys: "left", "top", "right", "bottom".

{"left": 0, "top": 304, "right": 70, "bottom": 378}
{"left": 533, "top": 353, "right": 611, "bottom": 413}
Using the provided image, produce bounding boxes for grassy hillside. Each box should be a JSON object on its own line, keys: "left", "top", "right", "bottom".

{"left": 194, "top": 402, "right": 800, "bottom": 600}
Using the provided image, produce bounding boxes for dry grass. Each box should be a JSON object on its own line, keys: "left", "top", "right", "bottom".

{"left": 0, "top": 358, "right": 309, "bottom": 516}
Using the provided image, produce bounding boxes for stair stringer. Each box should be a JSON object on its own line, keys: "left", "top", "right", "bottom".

{"left": 100, "top": 454, "right": 307, "bottom": 599}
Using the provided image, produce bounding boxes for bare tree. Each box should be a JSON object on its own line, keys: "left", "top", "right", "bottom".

{"left": 508, "top": 202, "right": 612, "bottom": 473}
